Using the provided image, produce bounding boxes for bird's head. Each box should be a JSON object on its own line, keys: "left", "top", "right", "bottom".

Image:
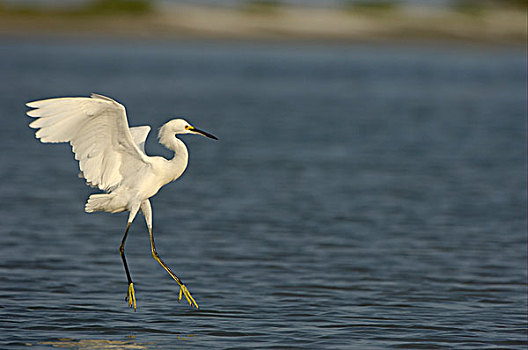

{"left": 161, "top": 118, "right": 218, "bottom": 140}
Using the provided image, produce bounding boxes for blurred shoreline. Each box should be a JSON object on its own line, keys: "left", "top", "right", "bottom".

{"left": 0, "top": 3, "right": 525, "bottom": 46}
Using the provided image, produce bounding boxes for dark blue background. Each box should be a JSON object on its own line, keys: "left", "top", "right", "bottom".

{"left": 0, "top": 40, "right": 526, "bottom": 349}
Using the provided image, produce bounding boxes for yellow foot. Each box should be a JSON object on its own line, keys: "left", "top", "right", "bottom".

{"left": 125, "top": 282, "right": 137, "bottom": 311}
{"left": 179, "top": 284, "right": 199, "bottom": 309}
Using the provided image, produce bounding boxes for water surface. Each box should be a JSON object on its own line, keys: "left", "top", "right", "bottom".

{"left": 0, "top": 39, "right": 526, "bottom": 349}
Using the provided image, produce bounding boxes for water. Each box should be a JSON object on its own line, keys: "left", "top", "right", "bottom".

{"left": 0, "top": 39, "right": 525, "bottom": 349}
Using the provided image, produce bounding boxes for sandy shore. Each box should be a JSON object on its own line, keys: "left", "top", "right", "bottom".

{"left": 0, "top": 4, "right": 524, "bottom": 45}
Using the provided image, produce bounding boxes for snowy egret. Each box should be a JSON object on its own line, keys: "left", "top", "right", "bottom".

{"left": 26, "top": 93, "right": 217, "bottom": 310}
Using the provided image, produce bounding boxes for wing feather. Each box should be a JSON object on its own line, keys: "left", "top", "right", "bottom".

{"left": 27, "top": 94, "right": 151, "bottom": 192}
{"left": 129, "top": 125, "right": 151, "bottom": 154}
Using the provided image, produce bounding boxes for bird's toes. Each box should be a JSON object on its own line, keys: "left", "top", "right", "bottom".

{"left": 126, "top": 282, "right": 137, "bottom": 311}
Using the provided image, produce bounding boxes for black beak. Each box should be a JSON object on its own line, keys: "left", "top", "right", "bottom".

{"left": 192, "top": 127, "right": 218, "bottom": 140}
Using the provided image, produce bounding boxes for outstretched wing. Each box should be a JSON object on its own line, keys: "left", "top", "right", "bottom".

{"left": 129, "top": 125, "right": 151, "bottom": 154}
{"left": 27, "top": 94, "right": 151, "bottom": 192}
{"left": 78, "top": 125, "right": 151, "bottom": 188}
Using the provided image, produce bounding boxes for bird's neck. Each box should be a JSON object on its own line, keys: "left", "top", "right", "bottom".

{"left": 170, "top": 137, "right": 189, "bottom": 162}
{"left": 162, "top": 136, "right": 189, "bottom": 181}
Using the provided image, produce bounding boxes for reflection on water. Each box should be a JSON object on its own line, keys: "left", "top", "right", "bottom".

{"left": 37, "top": 338, "right": 150, "bottom": 349}
{"left": 33, "top": 334, "right": 195, "bottom": 348}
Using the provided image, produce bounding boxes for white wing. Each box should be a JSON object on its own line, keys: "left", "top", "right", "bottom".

{"left": 78, "top": 125, "right": 151, "bottom": 187}
{"left": 27, "top": 94, "right": 151, "bottom": 192}
{"left": 129, "top": 125, "right": 151, "bottom": 154}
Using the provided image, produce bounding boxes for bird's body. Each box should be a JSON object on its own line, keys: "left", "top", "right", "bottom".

{"left": 85, "top": 149, "right": 187, "bottom": 215}
{"left": 26, "top": 93, "right": 217, "bottom": 310}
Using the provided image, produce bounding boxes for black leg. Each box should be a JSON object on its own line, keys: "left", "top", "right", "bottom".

{"left": 119, "top": 222, "right": 133, "bottom": 285}
{"left": 119, "top": 222, "right": 136, "bottom": 310}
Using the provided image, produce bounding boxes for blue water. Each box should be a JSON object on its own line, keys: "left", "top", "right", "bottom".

{"left": 0, "top": 39, "right": 526, "bottom": 349}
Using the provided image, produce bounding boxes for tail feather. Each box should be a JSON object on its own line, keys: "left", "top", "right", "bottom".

{"left": 85, "top": 193, "right": 126, "bottom": 213}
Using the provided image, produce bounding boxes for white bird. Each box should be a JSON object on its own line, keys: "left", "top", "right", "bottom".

{"left": 26, "top": 93, "right": 217, "bottom": 310}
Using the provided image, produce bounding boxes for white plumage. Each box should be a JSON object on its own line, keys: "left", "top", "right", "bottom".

{"left": 26, "top": 93, "right": 217, "bottom": 310}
